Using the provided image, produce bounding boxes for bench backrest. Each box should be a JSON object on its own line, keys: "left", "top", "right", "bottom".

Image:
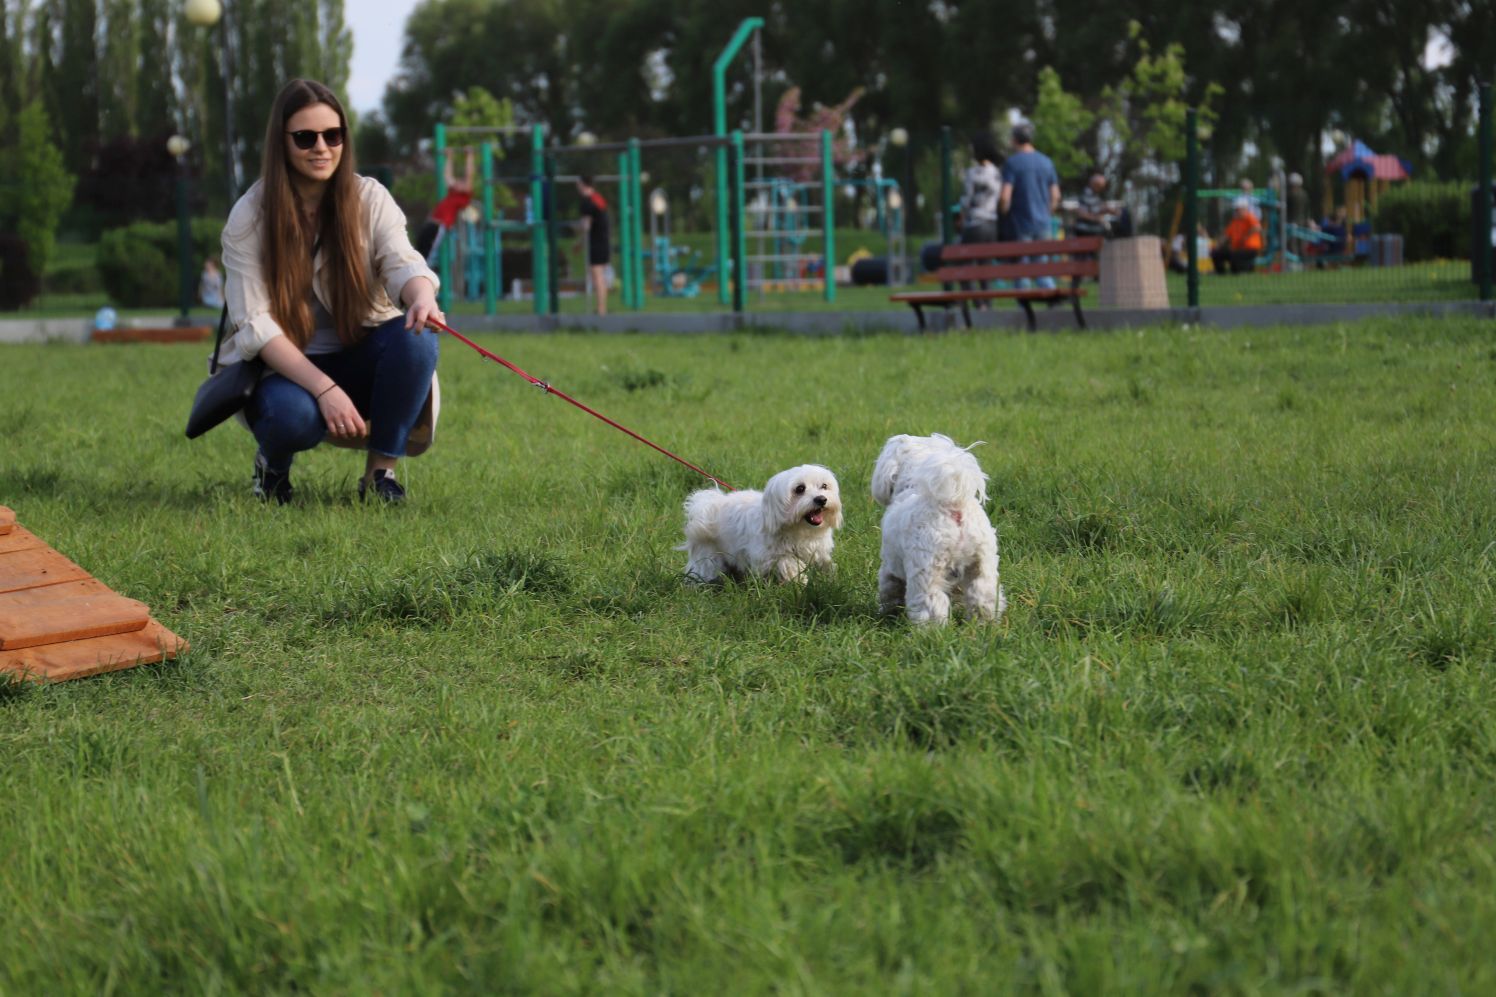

{"left": 927, "top": 237, "right": 1103, "bottom": 283}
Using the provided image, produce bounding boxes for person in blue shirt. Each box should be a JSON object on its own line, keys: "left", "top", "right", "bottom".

{"left": 999, "top": 122, "right": 1061, "bottom": 290}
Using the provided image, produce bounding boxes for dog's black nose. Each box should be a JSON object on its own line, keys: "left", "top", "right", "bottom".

{"left": 813, "top": 495, "right": 827, "bottom": 507}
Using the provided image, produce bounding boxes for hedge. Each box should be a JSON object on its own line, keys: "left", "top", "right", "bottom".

{"left": 1372, "top": 181, "right": 1470, "bottom": 262}
{"left": 0, "top": 233, "right": 41, "bottom": 310}
{"left": 96, "top": 217, "right": 223, "bottom": 308}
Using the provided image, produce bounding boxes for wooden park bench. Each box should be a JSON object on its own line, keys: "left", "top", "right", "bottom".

{"left": 891, "top": 236, "right": 1103, "bottom": 331}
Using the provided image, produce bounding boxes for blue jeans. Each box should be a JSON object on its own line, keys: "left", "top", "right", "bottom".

{"left": 1014, "top": 228, "right": 1056, "bottom": 291}
{"left": 246, "top": 316, "right": 439, "bottom": 471}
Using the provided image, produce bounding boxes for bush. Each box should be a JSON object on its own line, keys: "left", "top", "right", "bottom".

{"left": 1372, "top": 181, "right": 1470, "bottom": 262}
{"left": 0, "top": 233, "right": 41, "bottom": 310}
{"left": 96, "top": 217, "right": 222, "bottom": 308}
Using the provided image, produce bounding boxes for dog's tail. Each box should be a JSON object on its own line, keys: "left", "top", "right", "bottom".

{"left": 676, "top": 488, "right": 730, "bottom": 550}
{"left": 871, "top": 434, "right": 916, "bottom": 506}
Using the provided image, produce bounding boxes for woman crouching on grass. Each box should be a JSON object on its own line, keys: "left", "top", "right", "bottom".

{"left": 217, "top": 78, "right": 442, "bottom": 505}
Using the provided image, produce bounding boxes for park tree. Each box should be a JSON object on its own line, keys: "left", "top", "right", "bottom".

{"left": 99, "top": 0, "right": 141, "bottom": 139}
{"left": 387, "top": 0, "right": 576, "bottom": 150}
{"left": 133, "top": 0, "right": 174, "bottom": 139}
{"left": 1029, "top": 66, "right": 1095, "bottom": 181}
{"left": 0, "top": 100, "right": 75, "bottom": 274}
{"left": 44, "top": 0, "right": 102, "bottom": 174}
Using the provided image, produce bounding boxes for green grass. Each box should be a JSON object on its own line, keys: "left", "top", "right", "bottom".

{"left": 1175, "top": 258, "right": 1478, "bottom": 306}
{"left": 17, "top": 234, "right": 1484, "bottom": 321}
{"left": 3, "top": 319, "right": 1496, "bottom": 992}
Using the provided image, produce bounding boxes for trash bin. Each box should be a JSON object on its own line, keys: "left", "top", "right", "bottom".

{"left": 1098, "top": 236, "right": 1170, "bottom": 309}
{"left": 919, "top": 240, "right": 946, "bottom": 273}
{"left": 850, "top": 257, "right": 890, "bottom": 286}
{"left": 1372, "top": 233, "right": 1403, "bottom": 267}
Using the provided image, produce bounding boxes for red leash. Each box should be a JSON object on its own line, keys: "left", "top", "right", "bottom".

{"left": 425, "top": 318, "right": 735, "bottom": 491}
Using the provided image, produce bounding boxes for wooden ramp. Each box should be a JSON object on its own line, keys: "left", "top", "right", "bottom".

{"left": 0, "top": 506, "right": 188, "bottom": 683}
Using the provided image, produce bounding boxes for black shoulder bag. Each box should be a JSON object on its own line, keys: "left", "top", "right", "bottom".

{"left": 184, "top": 301, "right": 263, "bottom": 439}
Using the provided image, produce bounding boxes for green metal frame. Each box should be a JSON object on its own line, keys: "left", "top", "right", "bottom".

{"left": 434, "top": 123, "right": 450, "bottom": 312}
{"left": 529, "top": 125, "right": 548, "bottom": 316}
{"left": 1185, "top": 108, "right": 1199, "bottom": 309}
{"left": 713, "top": 17, "right": 764, "bottom": 306}
{"left": 481, "top": 143, "right": 497, "bottom": 315}
{"left": 1479, "top": 81, "right": 1492, "bottom": 303}
{"left": 822, "top": 129, "right": 835, "bottom": 303}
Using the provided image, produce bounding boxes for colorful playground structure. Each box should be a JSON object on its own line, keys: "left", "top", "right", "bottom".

{"left": 424, "top": 17, "right": 916, "bottom": 316}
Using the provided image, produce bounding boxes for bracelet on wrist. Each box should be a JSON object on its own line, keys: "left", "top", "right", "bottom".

{"left": 315, "top": 383, "right": 337, "bottom": 400}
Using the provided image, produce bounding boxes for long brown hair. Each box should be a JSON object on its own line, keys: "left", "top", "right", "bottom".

{"left": 258, "top": 79, "right": 373, "bottom": 349}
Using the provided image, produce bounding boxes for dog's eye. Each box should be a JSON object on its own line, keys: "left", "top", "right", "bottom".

{"left": 794, "top": 484, "right": 806, "bottom": 494}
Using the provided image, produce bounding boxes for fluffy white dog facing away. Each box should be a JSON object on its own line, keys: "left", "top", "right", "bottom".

{"left": 871, "top": 433, "right": 934, "bottom": 508}
{"left": 874, "top": 434, "right": 1005, "bottom": 625}
{"left": 681, "top": 465, "right": 843, "bottom": 585}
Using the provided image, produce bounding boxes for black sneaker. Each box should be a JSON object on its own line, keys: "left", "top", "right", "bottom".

{"left": 358, "top": 468, "right": 406, "bottom": 505}
{"left": 252, "top": 452, "right": 293, "bottom": 505}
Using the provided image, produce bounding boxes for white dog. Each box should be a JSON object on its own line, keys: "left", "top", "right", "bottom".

{"left": 874, "top": 434, "right": 1005, "bottom": 625}
{"left": 680, "top": 465, "right": 843, "bottom": 585}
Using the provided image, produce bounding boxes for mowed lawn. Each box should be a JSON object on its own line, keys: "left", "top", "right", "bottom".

{"left": 2, "top": 318, "right": 1495, "bottom": 992}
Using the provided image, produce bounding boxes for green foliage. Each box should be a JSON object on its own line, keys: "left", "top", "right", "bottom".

{"left": 1372, "top": 181, "right": 1471, "bottom": 262}
{"left": 449, "top": 85, "right": 514, "bottom": 134}
{"left": 0, "top": 233, "right": 40, "bottom": 310}
{"left": 0, "top": 102, "right": 75, "bottom": 276}
{"left": 355, "top": 110, "right": 396, "bottom": 166}
{"left": 1031, "top": 67, "right": 1096, "bottom": 180}
{"left": 1095, "top": 23, "right": 1221, "bottom": 188}
{"left": 3, "top": 319, "right": 1496, "bottom": 990}
{"left": 95, "top": 217, "right": 222, "bottom": 307}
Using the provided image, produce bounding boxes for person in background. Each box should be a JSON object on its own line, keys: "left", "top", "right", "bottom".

{"left": 217, "top": 78, "right": 442, "bottom": 505}
{"left": 959, "top": 133, "right": 1002, "bottom": 245}
{"left": 999, "top": 121, "right": 1061, "bottom": 292}
{"left": 1169, "top": 224, "right": 1213, "bottom": 273}
{"left": 957, "top": 132, "right": 1002, "bottom": 299}
{"left": 199, "top": 257, "right": 225, "bottom": 309}
{"left": 1210, "top": 201, "right": 1263, "bottom": 274}
{"left": 1237, "top": 177, "right": 1261, "bottom": 219}
{"left": 1071, "top": 171, "right": 1131, "bottom": 238}
{"left": 414, "top": 147, "right": 476, "bottom": 264}
{"left": 576, "top": 175, "right": 611, "bottom": 316}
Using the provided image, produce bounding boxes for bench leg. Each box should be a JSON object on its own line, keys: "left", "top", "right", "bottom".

{"left": 1072, "top": 295, "right": 1086, "bottom": 329}
{"left": 1019, "top": 299, "right": 1037, "bottom": 331}
{"left": 909, "top": 303, "right": 926, "bottom": 331}
{"left": 960, "top": 300, "right": 973, "bottom": 329}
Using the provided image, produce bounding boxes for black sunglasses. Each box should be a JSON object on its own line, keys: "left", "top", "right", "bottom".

{"left": 286, "top": 127, "right": 345, "bottom": 151}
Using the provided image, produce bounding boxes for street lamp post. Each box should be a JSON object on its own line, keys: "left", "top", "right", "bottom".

{"left": 184, "top": 0, "right": 238, "bottom": 205}
{"left": 889, "top": 126, "right": 910, "bottom": 227}
{"left": 167, "top": 134, "right": 195, "bottom": 326}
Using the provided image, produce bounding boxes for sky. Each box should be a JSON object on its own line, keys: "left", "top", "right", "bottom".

{"left": 346, "top": 0, "right": 425, "bottom": 116}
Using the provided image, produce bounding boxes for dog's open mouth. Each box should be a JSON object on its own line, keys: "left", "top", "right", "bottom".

{"left": 804, "top": 510, "right": 825, "bottom": 526}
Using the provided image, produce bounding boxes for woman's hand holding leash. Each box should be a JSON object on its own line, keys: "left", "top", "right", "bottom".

{"left": 401, "top": 276, "right": 443, "bottom": 334}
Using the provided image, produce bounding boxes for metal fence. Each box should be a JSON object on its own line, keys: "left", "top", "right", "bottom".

{"left": 1175, "top": 84, "right": 1493, "bottom": 311}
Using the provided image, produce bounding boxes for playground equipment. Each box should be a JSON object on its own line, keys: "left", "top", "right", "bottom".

{"left": 433, "top": 122, "right": 553, "bottom": 317}
{"left": 742, "top": 131, "right": 836, "bottom": 295}
{"left": 422, "top": 18, "right": 840, "bottom": 315}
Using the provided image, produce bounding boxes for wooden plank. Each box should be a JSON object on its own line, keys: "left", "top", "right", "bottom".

{"left": 926, "top": 260, "right": 1100, "bottom": 283}
{"left": 0, "top": 618, "right": 187, "bottom": 683}
{"left": 940, "top": 237, "right": 1103, "bottom": 261}
{"left": 0, "top": 506, "right": 13, "bottom": 535}
{"left": 0, "top": 526, "right": 49, "bottom": 555}
{"left": 0, "top": 546, "right": 92, "bottom": 594}
{"left": 0, "top": 581, "right": 151, "bottom": 649}
{"left": 892, "top": 288, "right": 1087, "bottom": 304}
